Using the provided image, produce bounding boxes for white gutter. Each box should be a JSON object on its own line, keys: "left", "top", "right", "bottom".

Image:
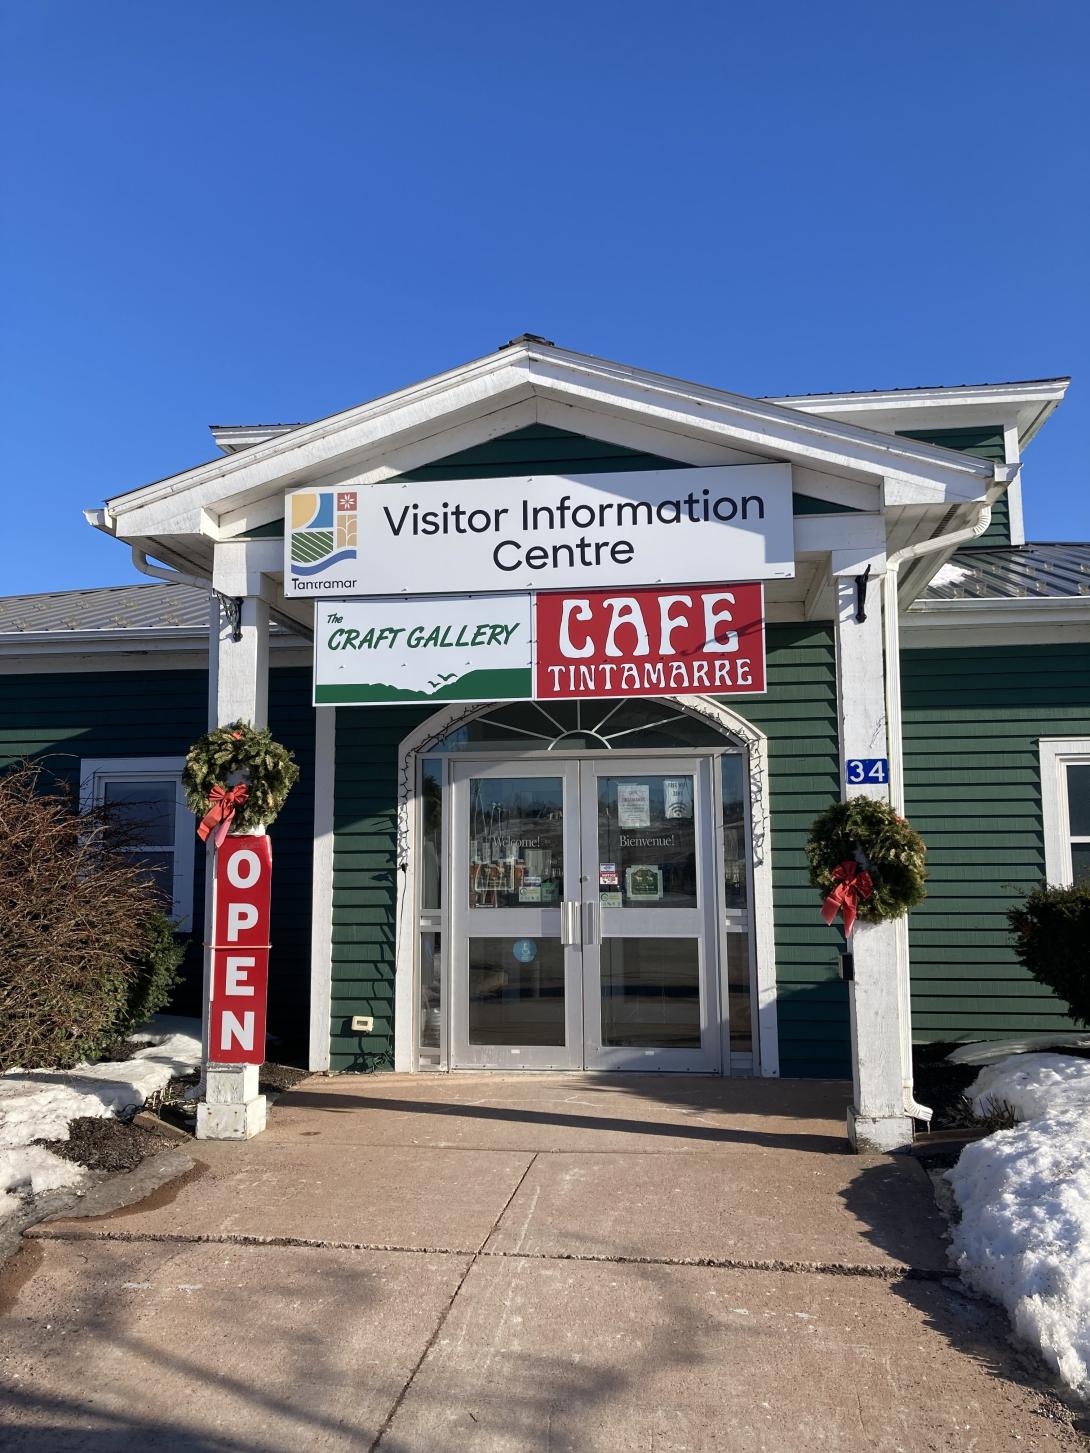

{"left": 130, "top": 547, "right": 212, "bottom": 595}
{"left": 883, "top": 470, "right": 1014, "bottom": 1124}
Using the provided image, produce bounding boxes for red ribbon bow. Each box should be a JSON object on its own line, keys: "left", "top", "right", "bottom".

{"left": 197, "top": 783, "right": 249, "bottom": 848}
{"left": 820, "top": 859, "right": 873, "bottom": 937}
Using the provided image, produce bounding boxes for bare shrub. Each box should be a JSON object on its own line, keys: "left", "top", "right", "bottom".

{"left": 0, "top": 761, "right": 180, "bottom": 1070}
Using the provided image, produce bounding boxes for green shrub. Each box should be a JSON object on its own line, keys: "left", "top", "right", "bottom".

{"left": 0, "top": 762, "right": 184, "bottom": 1070}
{"left": 1008, "top": 882, "right": 1090, "bottom": 1027}
{"left": 114, "top": 911, "right": 186, "bottom": 1042}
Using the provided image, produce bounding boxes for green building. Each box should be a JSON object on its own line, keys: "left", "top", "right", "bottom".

{"left": 1, "top": 340, "right": 1086, "bottom": 1149}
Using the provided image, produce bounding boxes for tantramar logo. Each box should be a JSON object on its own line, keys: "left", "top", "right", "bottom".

{"left": 290, "top": 489, "right": 357, "bottom": 578}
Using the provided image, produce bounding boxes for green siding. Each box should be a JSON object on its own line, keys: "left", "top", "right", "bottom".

{"left": 897, "top": 426, "right": 1011, "bottom": 547}
{"left": 897, "top": 426, "right": 1005, "bottom": 462}
{"left": 331, "top": 706, "right": 431, "bottom": 1069}
{"left": 0, "top": 666, "right": 315, "bottom": 1061}
{"left": 390, "top": 424, "right": 684, "bottom": 481}
{"left": 729, "top": 624, "right": 847, "bottom": 1077}
{"left": 902, "top": 643, "right": 1090, "bottom": 1042}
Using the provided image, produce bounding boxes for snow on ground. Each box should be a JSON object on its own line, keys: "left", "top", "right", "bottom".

{"left": 946, "top": 1052, "right": 1090, "bottom": 1396}
{"left": 0, "top": 1020, "right": 201, "bottom": 1220}
{"left": 966, "top": 1053, "right": 1090, "bottom": 1120}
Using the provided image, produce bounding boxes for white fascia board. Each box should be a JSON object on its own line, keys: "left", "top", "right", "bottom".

{"left": 768, "top": 378, "right": 1070, "bottom": 446}
{"left": 908, "top": 596, "right": 1090, "bottom": 621}
{"left": 93, "top": 345, "right": 1000, "bottom": 544}
{"left": 525, "top": 352, "right": 998, "bottom": 499}
{"left": 0, "top": 628, "right": 308, "bottom": 655}
{"left": 211, "top": 424, "right": 303, "bottom": 455}
{"left": 901, "top": 596, "right": 1090, "bottom": 648}
{"left": 100, "top": 355, "right": 537, "bottom": 538}
{"left": 794, "top": 513, "right": 885, "bottom": 554}
{"left": 0, "top": 633, "right": 311, "bottom": 670}
{"left": 0, "top": 628, "right": 207, "bottom": 653}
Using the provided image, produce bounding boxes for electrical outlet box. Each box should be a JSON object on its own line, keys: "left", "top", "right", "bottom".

{"left": 351, "top": 1015, "right": 374, "bottom": 1033}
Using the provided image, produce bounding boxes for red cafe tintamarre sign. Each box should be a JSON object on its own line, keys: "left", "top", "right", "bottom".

{"left": 209, "top": 835, "right": 272, "bottom": 1064}
{"left": 534, "top": 582, "right": 765, "bottom": 700}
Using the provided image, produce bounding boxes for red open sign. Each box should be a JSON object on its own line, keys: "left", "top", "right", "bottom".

{"left": 534, "top": 582, "right": 765, "bottom": 700}
{"left": 208, "top": 835, "right": 272, "bottom": 1065}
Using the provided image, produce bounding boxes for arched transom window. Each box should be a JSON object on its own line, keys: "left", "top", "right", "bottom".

{"left": 424, "top": 698, "right": 734, "bottom": 754}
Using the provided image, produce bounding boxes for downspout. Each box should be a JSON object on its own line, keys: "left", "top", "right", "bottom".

{"left": 130, "top": 547, "right": 212, "bottom": 594}
{"left": 883, "top": 469, "right": 1015, "bottom": 1123}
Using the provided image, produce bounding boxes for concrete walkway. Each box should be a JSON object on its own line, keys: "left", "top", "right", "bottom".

{"left": 1, "top": 1074, "right": 1084, "bottom": 1451}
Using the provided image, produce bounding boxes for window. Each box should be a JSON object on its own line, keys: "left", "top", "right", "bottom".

{"left": 1040, "top": 739, "right": 1090, "bottom": 887}
{"left": 422, "top": 699, "right": 730, "bottom": 754}
{"left": 80, "top": 758, "right": 196, "bottom": 929}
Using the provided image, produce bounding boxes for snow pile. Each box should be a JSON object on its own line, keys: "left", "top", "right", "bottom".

{"left": 0, "top": 1022, "right": 201, "bottom": 1221}
{"left": 946, "top": 1053, "right": 1090, "bottom": 1395}
{"left": 929, "top": 561, "right": 971, "bottom": 589}
{"left": 967, "top": 1052, "right": 1090, "bottom": 1120}
{"left": 948, "top": 1033, "right": 1090, "bottom": 1067}
{"left": 0, "top": 1144, "right": 90, "bottom": 1217}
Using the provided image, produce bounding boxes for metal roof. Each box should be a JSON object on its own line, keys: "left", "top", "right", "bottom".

{"left": 766, "top": 377, "right": 1070, "bottom": 400}
{"left": 0, "top": 547, "right": 1085, "bottom": 640}
{"left": 0, "top": 582, "right": 287, "bottom": 636}
{"left": 0, "top": 583, "right": 211, "bottom": 634}
{"left": 922, "top": 543, "right": 1090, "bottom": 601}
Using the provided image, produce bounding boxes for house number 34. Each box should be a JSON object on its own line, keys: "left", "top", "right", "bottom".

{"left": 846, "top": 758, "right": 889, "bottom": 785}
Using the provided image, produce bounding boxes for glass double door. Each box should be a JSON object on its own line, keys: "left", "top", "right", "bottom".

{"left": 449, "top": 757, "right": 721, "bottom": 1071}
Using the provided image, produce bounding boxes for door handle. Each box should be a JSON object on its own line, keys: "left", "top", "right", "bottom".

{"left": 560, "top": 900, "right": 580, "bottom": 946}
{"left": 584, "top": 900, "right": 597, "bottom": 946}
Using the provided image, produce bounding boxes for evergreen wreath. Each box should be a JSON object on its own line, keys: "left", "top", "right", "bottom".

{"left": 806, "top": 796, "right": 926, "bottom": 931}
{"left": 183, "top": 721, "right": 299, "bottom": 840}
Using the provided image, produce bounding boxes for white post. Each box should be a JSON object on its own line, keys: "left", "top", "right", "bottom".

{"left": 832, "top": 562, "right": 914, "bottom": 1153}
{"left": 196, "top": 555, "right": 272, "bottom": 1141}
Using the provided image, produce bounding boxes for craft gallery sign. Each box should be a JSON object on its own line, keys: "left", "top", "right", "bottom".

{"left": 314, "top": 583, "right": 765, "bottom": 705}
{"left": 285, "top": 463, "right": 794, "bottom": 597}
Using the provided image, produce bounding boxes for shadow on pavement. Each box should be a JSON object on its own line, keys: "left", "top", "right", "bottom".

{"left": 278, "top": 1087, "right": 849, "bottom": 1153}
{"left": 842, "top": 1162, "right": 1090, "bottom": 1435}
{"left": 0, "top": 1383, "right": 282, "bottom": 1453}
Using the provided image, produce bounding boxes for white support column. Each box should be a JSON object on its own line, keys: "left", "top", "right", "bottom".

{"left": 308, "top": 706, "right": 336, "bottom": 1072}
{"left": 211, "top": 595, "right": 270, "bottom": 731}
{"left": 196, "top": 548, "right": 273, "bottom": 1141}
{"left": 832, "top": 561, "right": 914, "bottom": 1153}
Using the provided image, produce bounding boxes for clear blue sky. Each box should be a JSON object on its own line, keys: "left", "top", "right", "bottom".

{"left": 2, "top": 1, "right": 1087, "bottom": 594}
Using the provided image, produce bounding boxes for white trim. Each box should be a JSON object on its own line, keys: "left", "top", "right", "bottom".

{"left": 769, "top": 379, "right": 1070, "bottom": 414}
{"left": 768, "top": 378, "right": 1069, "bottom": 451}
{"left": 1040, "top": 737, "right": 1090, "bottom": 886}
{"left": 79, "top": 756, "right": 195, "bottom": 931}
{"left": 93, "top": 343, "right": 1002, "bottom": 545}
{"left": 308, "top": 708, "right": 336, "bottom": 1071}
{"left": 211, "top": 424, "right": 302, "bottom": 454}
{"left": 901, "top": 597, "right": 1090, "bottom": 649}
{"left": 1003, "top": 424, "right": 1026, "bottom": 546}
{"left": 392, "top": 695, "right": 778, "bottom": 1076}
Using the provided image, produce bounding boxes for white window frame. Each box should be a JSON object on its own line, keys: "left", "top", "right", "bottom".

{"left": 80, "top": 757, "right": 195, "bottom": 930}
{"left": 1039, "top": 738, "right": 1090, "bottom": 887}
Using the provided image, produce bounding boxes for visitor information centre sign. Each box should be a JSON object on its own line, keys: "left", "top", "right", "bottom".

{"left": 314, "top": 583, "right": 766, "bottom": 706}
{"left": 285, "top": 463, "right": 793, "bottom": 598}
